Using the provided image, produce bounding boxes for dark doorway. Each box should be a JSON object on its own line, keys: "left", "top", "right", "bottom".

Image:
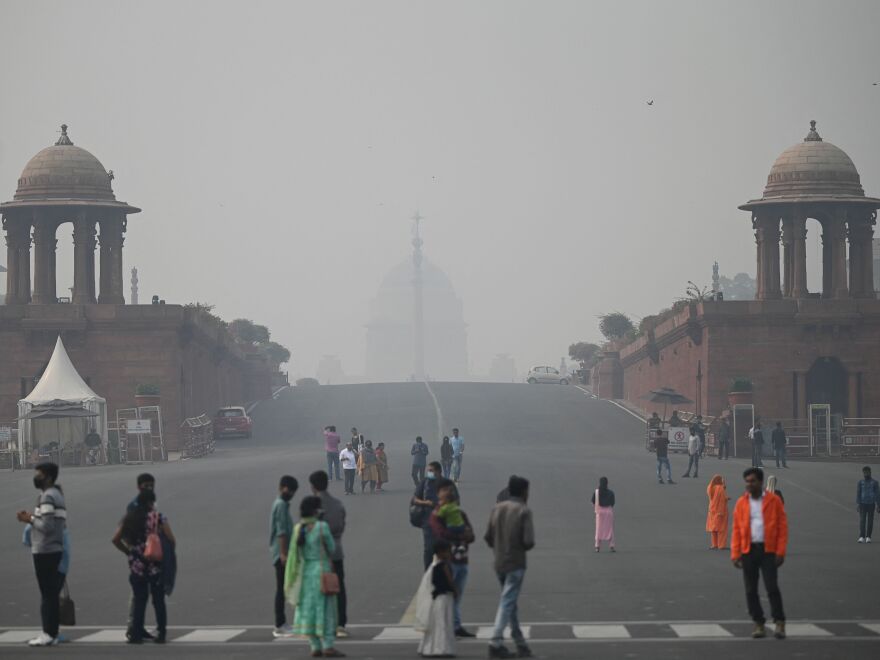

{"left": 806, "top": 357, "right": 847, "bottom": 415}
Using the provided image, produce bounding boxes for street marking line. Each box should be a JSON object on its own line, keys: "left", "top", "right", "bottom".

{"left": 75, "top": 630, "right": 128, "bottom": 643}
{"left": 373, "top": 627, "right": 423, "bottom": 641}
{"left": 670, "top": 624, "right": 732, "bottom": 638}
{"left": 0, "top": 631, "right": 38, "bottom": 643}
{"left": 785, "top": 623, "right": 833, "bottom": 637}
{"left": 572, "top": 625, "right": 630, "bottom": 639}
{"left": 477, "top": 626, "right": 531, "bottom": 640}
{"left": 423, "top": 381, "right": 444, "bottom": 445}
{"left": 174, "top": 629, "right": 247, "bottom": 642}
{"left": 859, "top": 623, "right": 880, "bottom": 635}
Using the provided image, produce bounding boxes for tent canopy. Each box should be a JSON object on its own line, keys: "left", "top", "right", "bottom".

{"left": 24, "top": 336, "right": 104, "bottom": 404}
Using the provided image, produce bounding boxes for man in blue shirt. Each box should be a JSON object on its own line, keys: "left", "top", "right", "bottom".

{"left": 857, "top": 466, "right": 880, "bottom": 543}
{"left": 413, "top": 461, "right": 443, "bottom": 569}
{"left": 450, "top": 428, "right": 465, "bottom": 483}
{"left": 411, "top": 436, "right": 429, "bottom": 486}
{"left": 270, "top": 475, "right": 298, "bottom": 637}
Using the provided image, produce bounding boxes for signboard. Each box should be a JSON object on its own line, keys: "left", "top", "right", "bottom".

{"left": 126, "top": 419, "right": 152, "bottom": 435}
{"left": 668, "top": 427, "right": 689, "bottom": 451}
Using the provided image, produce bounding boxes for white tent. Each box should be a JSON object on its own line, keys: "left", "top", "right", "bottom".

{"left": 17, "top": 337, "right": 108, "bottom": 466}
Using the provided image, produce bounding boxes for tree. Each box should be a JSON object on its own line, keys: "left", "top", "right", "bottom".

{"left": 263, "top": 341, "right": 291, "bottom": 366}
{"left": 229, "top": 318, "right": 270, "bottom": 345}
{"left": 568, "top": 342, "right": 601, "bottom": 367}
{"left": 598, "top": 312, "right": 634, "bottom": 341}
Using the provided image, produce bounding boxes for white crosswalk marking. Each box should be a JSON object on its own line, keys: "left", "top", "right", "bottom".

{"left": 859, "top": 623, "right": 880, "bottom": 635}
{"left": 477, "top": 626, "right": 531, "bottom": 640}
{"left": 174, "top": 629, "right": 247, "bottom": 642}
{"left": 373, "top": 627, "right": 423, "bottom": 641}
{"left": 75, "top": 630, "right": 128, "bottom": 643}
{"left": 0, "top": 631, "right": 39, "bottom": 643}
{"left": 785, "top": 623, "right": 833, "bottom": 637}
{"left": 670, "top": 624, "right": 732, "bottom": 638}
{"left": 572, "top": 625, "right": 631, "bottom": 638}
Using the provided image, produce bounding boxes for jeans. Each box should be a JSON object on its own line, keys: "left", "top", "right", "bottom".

{"left": 718, "top": 440, "right": 729, "bottom": 460}
{"left": 441, "top": 459, "right": 452, "bottom": 479}
{"left": 859, "top": 504, "right": 876, "bottom": 538}
{"left": 33, "top": 552, "right": 63, "bottom": 637}
{"left": 656, "top": 457, "right": 672, "bottom": 480}
{"left": 490, "top": 568, "right": 527, "bottom": 648}
{"left": 412, "top": 464, "right": 426, "bottom": 487}
{"left": 452, "top": 455, "right": 463, "bottom": 481}
{"left": 450, "top": 562, "right": 469, "bottom": 630}
{"left": 684, "top": 453, "right": 699, "bottom": 476}
{"left": 129, "top": 573, "right": 166, "bottom": 640}
{"left": 344, "top": 469, "right": 356, "bottom": 494}
{"left": 422, "top": 525, "right": 435, "bottom": 570}
{"left": 774, "top": 446, "right": 787, "bottom": 468}
{"left": 274, "top": 559, "right": 286, "bottom": 627}
{"left": 333, "top": 559, "right": 347, "bottom": 627}
{"left": 741, "top": 543, "right": 784, "bottom": 624}
{"left": 752, "top": 444, "right": 764, "bottom": 467}
{"left": 326, "top": 452, "right": 341, "bottom": 480}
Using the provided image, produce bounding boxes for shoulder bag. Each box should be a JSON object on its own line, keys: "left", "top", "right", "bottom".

{"left": 143, "top": 511, "right": 163, "bottom": 563}
{"left": 318, "top": 523, "right": 340, "bottom": 595}
{"left": 59, "top": 581, "right": 76, "bottom": 626}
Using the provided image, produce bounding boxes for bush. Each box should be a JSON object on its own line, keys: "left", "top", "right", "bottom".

{"left": 729, "top": 377, "right": 753, "bottom": 392}
{"left": 136, "top": 383, "right": 160, "bottom": 396}
{"left": 295, "top": 378, "right": 320, "bottom": 387}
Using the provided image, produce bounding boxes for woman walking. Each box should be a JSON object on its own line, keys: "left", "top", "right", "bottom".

{"left": 284, "top": 496, "right": 344, "bottom": 657}
{"left": 591, "top": 477, "right": 615, "bottom": 552}
{"left": 112, "top": 490, "right": 175, "bottom": 644}
{"left": 375, "top": 442, "right": 389, "bottom": 491}
{"left": 440, "top": 436, "right": 453, "bottom": 479}
{"left": 706, "top": 474, "right": 730, "bottom": 549}
{"left": 414, "top": 539, "right": 457, "bottom": 657}
{"left": 358, "top": 440, "right": 380, "bottom": 493}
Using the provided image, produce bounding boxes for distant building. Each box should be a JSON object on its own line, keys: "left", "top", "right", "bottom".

{"left": 489, "top": 354, "right": 517, "bottom": 382}
{"left": 874, "top": 238, "right": 880, "bottom": 292}
{"left": 316, "top": 355, "right": 344, "bottom": 384}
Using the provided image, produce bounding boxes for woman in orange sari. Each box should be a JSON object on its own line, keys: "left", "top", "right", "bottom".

{"left": 706, "top": 474, "right": 730, "bottom": 549}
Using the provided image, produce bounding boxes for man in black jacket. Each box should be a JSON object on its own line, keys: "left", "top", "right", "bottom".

{"left": 771, "top": 422, "right": 788, "bottom": 468}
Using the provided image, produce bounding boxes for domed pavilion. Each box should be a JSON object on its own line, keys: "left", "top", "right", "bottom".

{"left": 739, "top": 121, "right": 879, "bottom": 300}
{"left": 1, "top": 125, "right": 140, "bottom": 305}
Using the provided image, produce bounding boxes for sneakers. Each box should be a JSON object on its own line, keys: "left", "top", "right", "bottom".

{"left": 658, "top": 478, "right": 665, "bottom": 484}
{"left": 336, "top": 626, "right": 349, "bottom": 638}
{"left": 859, "top": 537, "right": 866, "bottom": 543}
{"left": 667, "top": 479, "right": 676, "bottom": 484}
{"left": 868, "top": 537, "right": 873, "bottom": 543}
{"left": 681, "top": 474, "right": 690, "bottom": 478}
{"left": 273, "top": 624, "right": 296, "bottom": 638}
{"left": 516, "top": 645, "right": 534, "bottom": 658}
{"left": 455, "top": 627, "right": 476, "bottom": 638}
{"left": 751, "top": 623, "right": 767, "bottom": 638}
{"left": 488, "top": 645, "right": 516, "bottom": 659}
{"left": 28, "top": 633, "right": 58, "bottom": 647}
{"left": 774, "top": 621, "right": 786, "bottom": 639}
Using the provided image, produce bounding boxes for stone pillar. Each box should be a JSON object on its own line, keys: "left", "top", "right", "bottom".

{"left": 848, "top": 211, "right": 876, "bottom": 299}
{"left": 848, "top": 371, "right": 859, "bottom": 419}
{"left": 72, "top": 212, "right": 96, "bottom": 304}
{"left": 31, "top": 214, "right": 58, "bottom": 304}
{"left": 781, "top": 213, "right": 794, "bottom": 297}
{"left": 791, "top": 213, "right": 809, "bottom": 298}
{"left": 754, "top": 212, "right": 781, "bottom": 300}
{"left": 3, "top": 216, "right": 32, "bottom": 304}
{"left": 98, "top": 216, "right": 125, "bottom": 304}
{"left": 828, "top": 212, "right": 849, "bottom": 298}
{"left": 795, "top": 371, "right": 807, "bottom": 421}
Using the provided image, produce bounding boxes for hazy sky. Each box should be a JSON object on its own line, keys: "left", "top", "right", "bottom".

{"left": 2, "top": 1, "right": 880, "bottom": 378}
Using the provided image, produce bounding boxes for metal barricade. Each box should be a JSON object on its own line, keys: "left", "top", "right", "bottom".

{"left": 180, "top": 415, "right": 214, "bottom": 459}
{"left": 842, "top": 418, "right": 880, "bottom": 457}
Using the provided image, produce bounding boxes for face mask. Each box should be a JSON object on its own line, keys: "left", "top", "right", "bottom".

{"left": 33, "top": 476, "right": 44, "bottom": 490}
{"left": 426, "top": 471, "right": 436, "bottom": 480}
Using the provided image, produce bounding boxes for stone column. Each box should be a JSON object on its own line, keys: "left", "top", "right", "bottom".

{"left": 3, "top": 216, "right": 32, "bottom": 304}
{"left": 795, "top": 371, "right": 807, "bottom": 421}
{"left": 847, "top": 371, "right": 859, "bottom": 418}
{"left": 848, "top": 211, "right": 876, "bottom": 299}
{"left": 98, "top": 216, "right": 125, "bottom": 304}
{"left": 791, "top": 212, "right": 809, "bottom": 298}
{"left": 72, "top": 212, "right": 96, "bottom": 304}
{"left": 754, "top": 212, "right": 781, "bottom": 300}
{"left": 31, "top": 213, "right": 58, "bottom": 304}
{"left": 781, "top": 213, "right": 794, "bottom": 297}
{"left": 828, "top": 211, "right": 849, "bottom": 299}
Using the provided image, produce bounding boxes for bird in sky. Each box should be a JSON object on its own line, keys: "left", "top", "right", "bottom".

{"left": 647, "top": 99, "right": 654, "bottom": 106}
{"left": 873, "top": 82, "right": 880, "bottom": 86}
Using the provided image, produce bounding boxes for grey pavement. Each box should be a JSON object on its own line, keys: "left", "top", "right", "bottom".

{"left": 1, "top": 382, "right": 878, "bottom": 658}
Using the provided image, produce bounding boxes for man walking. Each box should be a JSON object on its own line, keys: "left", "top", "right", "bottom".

{"left": 324, "top": 426, "right": 342, "bottom": 481}
{"left": 430, "top": 479, "right": 476, "bottom": 638}
{"left": 694, "top": 416, "right": 707, "bottom": 457}
{"left": 857, "top": 466, "right": 880, "bottom": 543}
{"left": 412, "top": 461, "right": 442, "bottom": 569}
{"left": 717, "top": 417, "right": 731, "bottom": 460}
{"left": 310, "top": 470, "right": 349, "bottom": 637}
{"left": 411, "top": 436, "right": 429, "bottom": 486}
{"left": 450, "top": 428, "right": 465, "bottom": 483}
{"left": 16, "top": 462, "right": 66, "bottom": 647}
{"left": 339, "top": 441, "right": 357, "bottom": 495}
{"left": 485, "top": 475, "right": 535, "bottom": 659}
{"left": 269, "top": 475, "right": 298, "bottom": 638}
{"left": 772, "top": 422, "right": 788, "bottom": 468}
{"left": 751, "top": 422, "right": 765, "bottom": 467}
{"left": 731, "top": 467, "right": 787, "bottom": 640}
{"left": 682, "top": 428, "right": 700, "bottom": 479}
{"left": 655, "top": 433, "right": 675, "bottom": 484}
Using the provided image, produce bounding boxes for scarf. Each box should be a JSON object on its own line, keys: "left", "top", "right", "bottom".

{"left": 283, "top": 517, "right": 317, "bottom": 606}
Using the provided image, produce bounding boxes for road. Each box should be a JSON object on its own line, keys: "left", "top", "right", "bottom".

{"left": 1, "top": 381, "right": 878, "bottom": 658}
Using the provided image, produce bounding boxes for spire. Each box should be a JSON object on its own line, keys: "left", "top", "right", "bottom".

{"left": 55, "top": 124, "right": 74, "bottom": 146}
{"left": 804, "top": 119, "right": 822, "bottom": 142}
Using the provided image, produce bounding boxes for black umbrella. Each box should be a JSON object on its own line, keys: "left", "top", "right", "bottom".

{"left": 641, "top": 388, "right": 693, "bottom": 423}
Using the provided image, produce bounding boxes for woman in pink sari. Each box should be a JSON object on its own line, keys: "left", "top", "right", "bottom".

{"left": 591, "top": 477, "right": 615, "bottom": 552}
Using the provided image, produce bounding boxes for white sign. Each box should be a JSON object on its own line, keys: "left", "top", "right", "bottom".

{"left": 668, "top": 427, "right": 689, "bottom": 449}
{"left": 126, "top": 419, "right": 152, "bottom": 435}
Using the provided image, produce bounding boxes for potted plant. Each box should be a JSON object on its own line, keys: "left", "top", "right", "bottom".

{"left": 135, "top": 383, "right": 161, "bottom": 408}
{"left": 727, "top": 378, "right": 753, "bottom": 407}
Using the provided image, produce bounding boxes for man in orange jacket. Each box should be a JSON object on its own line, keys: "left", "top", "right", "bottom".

{"left": 731, "top": 467, "right": 787, "bottom": 640}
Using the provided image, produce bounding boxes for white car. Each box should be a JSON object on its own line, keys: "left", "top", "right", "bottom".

{"left": 526, "top": 366, "right": 569, "bottom": 385}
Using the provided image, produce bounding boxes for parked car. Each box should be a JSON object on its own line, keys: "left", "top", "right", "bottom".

{"left": 213, "top": 406, "right": 253, "bottom": 439}
{"left": 526, "top": 366, "right": 570, "bottom": 385}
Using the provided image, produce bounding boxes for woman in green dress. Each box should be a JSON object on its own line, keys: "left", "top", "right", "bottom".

{"left": 284, "top": 496, "right": 344, "bottom": 657}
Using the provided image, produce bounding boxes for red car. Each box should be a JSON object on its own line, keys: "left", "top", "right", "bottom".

{"left": 213, "top": 406, "right": 253, "bottom": 439}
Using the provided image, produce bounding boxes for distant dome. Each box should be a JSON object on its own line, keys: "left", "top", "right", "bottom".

{"left": 14, "top": 125, "right": 116, "bottom": 202}
{"left": 763, "top": 121, "right": 864, "bottom": 199}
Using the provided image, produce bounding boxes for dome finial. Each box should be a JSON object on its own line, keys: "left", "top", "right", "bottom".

{"left": 55, "top": 124, "right": 74, "bottom": 146}
{"left": 804, "top": 119, "right": 822, "bottom": 142}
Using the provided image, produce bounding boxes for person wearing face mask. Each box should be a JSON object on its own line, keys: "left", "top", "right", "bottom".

{"left": 413, "top": 461, "right": 444, "bottom": 569}
{"left": 16, "top": 462, "right": 67, "bottom": 647}
{"left": 124, "top": 473, "right": 157, "bottom": 641}
{"left": 269, "top": 475, "right": 298, "bottom": 638}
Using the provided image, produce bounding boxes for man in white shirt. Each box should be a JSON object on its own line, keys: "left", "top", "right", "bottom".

{"left": 681, "top": 430, "right": 700, "bottom": 478}
{"left": 451, "top": 428, "right": 465, "bottom": 483}
{"left": 339, "top": 442, "right": 357, "bottom": 495}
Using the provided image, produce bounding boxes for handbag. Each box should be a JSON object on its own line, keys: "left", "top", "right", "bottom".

{"left": 143, "top": 511, "right": 163, "bottom": 563}
{"left": 59, "top": 581, "right": 76, "bottom": 626}
{"left": 409, "top": 500, "right": 428, "bottom": 528}
{"left": 318, "top": 523, "right": 340, "bottom": 596}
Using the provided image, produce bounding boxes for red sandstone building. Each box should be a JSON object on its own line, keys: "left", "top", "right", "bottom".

{"left": 1, "top": 126, "right": 272, "bottom": 449}
{"left": 595, "top": 121, "right": 879, "bottom": 427}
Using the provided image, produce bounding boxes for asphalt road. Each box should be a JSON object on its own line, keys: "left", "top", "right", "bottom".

{"left": 1, "top": 381, "right": 878, "bottom": 658}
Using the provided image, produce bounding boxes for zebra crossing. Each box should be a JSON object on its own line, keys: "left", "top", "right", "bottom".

{"left": 0, "top": 621, "right": 878, "bottom": 644}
